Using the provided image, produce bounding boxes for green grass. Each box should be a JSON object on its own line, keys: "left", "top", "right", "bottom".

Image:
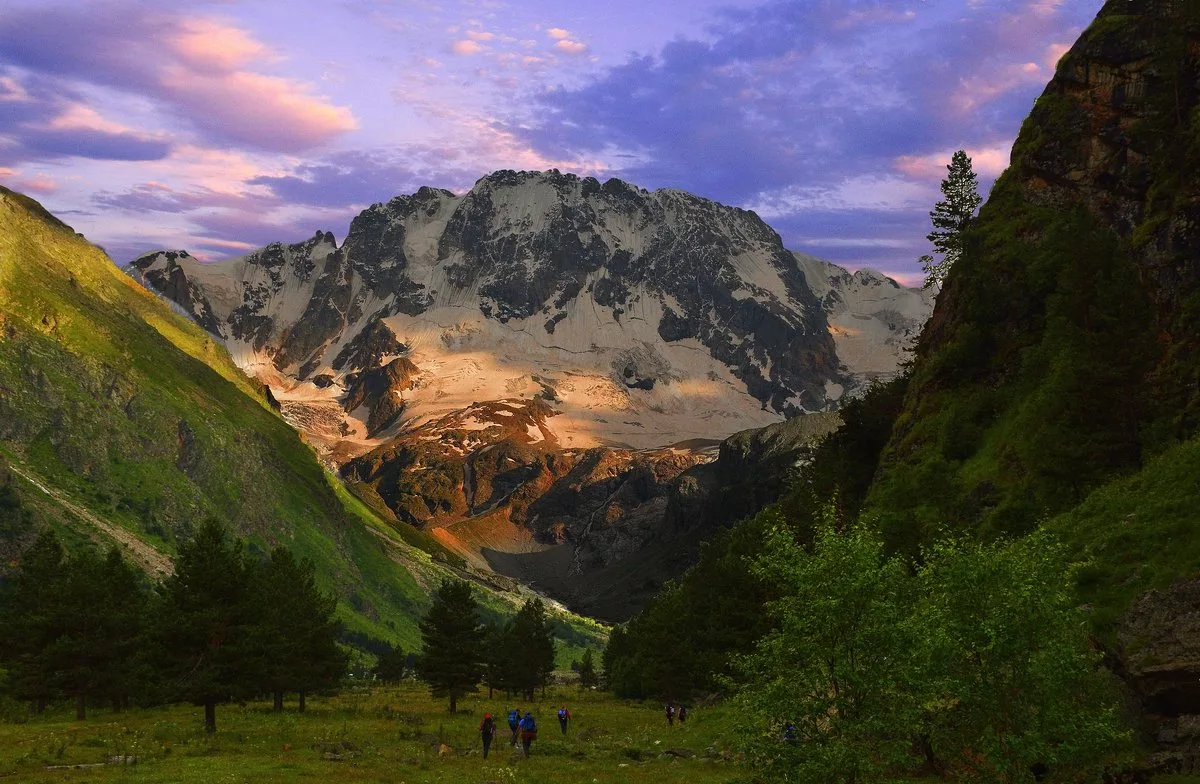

{"left": 0, "top": 685, "right": 736, "bottom": 783}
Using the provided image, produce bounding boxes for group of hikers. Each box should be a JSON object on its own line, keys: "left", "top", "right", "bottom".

{"left": 477, "top": 702, "right": 690, "bottom": 759}
{"left": 478, "top": 705, "right": 573, "bottom": 758}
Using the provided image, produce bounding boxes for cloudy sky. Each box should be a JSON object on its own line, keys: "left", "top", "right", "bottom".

{"left": 0, "top": 0, "right": 1100, "bottom": 283}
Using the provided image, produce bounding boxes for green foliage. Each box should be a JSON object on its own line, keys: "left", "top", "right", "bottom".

{"left": 0, "top": 530, "right": 65, "bottom": 709}
{"left": 578, "top": 648, "right": 598, "bottom": 689}
{"left": 245, "top": 547, "right": 347, "bottom": 710}
{"left": 508, "top": 598, "right": 556, "bottom": 699}
{"left": 732, "top": 517, "right": 1130, "bottom": 784}
{"left": 920, "top": 150, "right": 982, "bottom": 289}
{"left": 372, "top": 642, "right": 407, "bottom": 684}
{"left": 150, "top": 519, "right": 256, "bottom": 733}
{"left": 732, "top": 515, "right": 920, "bottom": 784}
{"left": 416, "top": 579, "right": 485, "bottom": 712}
{"left": 915, "top": 531, "right": 1131, "bottom": 781}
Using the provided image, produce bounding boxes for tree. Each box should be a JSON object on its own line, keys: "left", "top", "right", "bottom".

{"left": 151, "top": 518, "right": 254, "bottom": 733}
{"left": 415, "top": 579, "right": 485, "bottom": 712}
{"left": 915, "top": 531, "right": 1130, "bottom": 781}
{"left": 578, "top": 648, "right": 598, "bottom": 689}
{"left": 246, "top": 547, "right": 346, "bottom": 712}
{"left": 481, "top": 621, "right": 515, "bottom": 698}
{"left": 0, "top": 530, "right": 66, "bottom": 713}
{"left": 509, "top": 598, "right": 556, "bottom": 699}
{"left": 919, "top": 149, "right": 982, "bottom": 289}
{"left": 732, "top": 516, "right": 922, "bottom": 784}
{"left": 44, "top": 546, "right": 145, "bottom": 719}
{"left": 373, "top": 642, "right": 407, "bottom": 684}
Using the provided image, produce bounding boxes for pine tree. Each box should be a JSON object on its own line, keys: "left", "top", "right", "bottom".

{"left": 481, "top": 621, "right": 514, "bottom": 698}
{"left": 0, "top": 530, "right": 65, "bottom": 713}
{"left": 246, "top": 547, "right": 346, "bottom": 712}
{"left": 151, "top": 518, "right": 254, "bottom": 733}
{"left": 919, "top": 150, "right": 982, "bottom": 289}
{"left": 415, "top": 579, "right": 485, "bottom": 712}
{"left": 509, "top": 598, "right": 556, "bottom": 699}
{"left": 578, "top": 648, "right": 598, "bottom": 689}
{"left": 373, "top": 642, "right": 407, "bottom": 684}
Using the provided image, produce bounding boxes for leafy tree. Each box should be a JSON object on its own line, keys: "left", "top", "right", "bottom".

{"left": 373, "top": 642, "right": 407, "bottom": 684}
{"left": 415, "top": 579, "right": 485, "bottom": 712}
{"left": 916, "top": 531, "right": 1131, "bottom": 781}
{"left": 151, "top": 518, "right": 254, "bottom": 733}
{"left": 509, "top": 598, "right": 556, "bottom": 699}
{"left": 246, "top": 547, "right": 346, "bottom": 712}
{"left": 732, "top": 516, "right": 921, "bottom": 784}
{"left": 920, "top": 149, "right": 982, "bottom": 289}
{"left": 578, "top": 648, "right": 598, "bottom": 689}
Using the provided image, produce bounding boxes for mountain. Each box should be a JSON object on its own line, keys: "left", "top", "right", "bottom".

{"left": 126, "top": 171, "right": 929, "bottom": 615}
{"left": 0, "top": 185, "right": 602, "bottom": 656}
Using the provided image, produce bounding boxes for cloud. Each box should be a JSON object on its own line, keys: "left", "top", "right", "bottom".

{"left": 451, "top": 40, "right": 485, "bottom": 55}
{"left": 554, "top": 39, "right": 588, "bottom": 55}
{"left": 546, "top": 28, "right": 571, "bottom": 40}
{"left": 893, "top": 145, "right": 1012, "bottom": 180}
{"left": 0, "top": 3, "right": 357, "bottom": 153}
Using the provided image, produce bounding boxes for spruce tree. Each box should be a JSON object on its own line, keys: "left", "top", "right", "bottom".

{"left": 246, "top": 547, "right": 346, "bottom": 712}
{"left": 578, "top": 648, "right": 598, "bottom": 689}
{"left": 373, "top": 642, "right": 407, "bottom": 685}
{"left": 151, "top": 518, "right": 253, "bottom": 733}
{"left": 919, "top": 149, "right": 982, "bottom": 289}
{"left": 481, "top": 621, "right": 514, "bottom": 698}
{"left": 415, "top": 579, "right": 484, "bottom": 712}
{"left": 0, "top": 530, "right": 65, "bottom": 713}
{"left": 509, "top": 598, "right": 556, "bottom": 699}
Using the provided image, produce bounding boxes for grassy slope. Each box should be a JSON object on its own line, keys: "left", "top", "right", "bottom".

{"left": 0, "top": 187, "right": 604, "bottom": 654}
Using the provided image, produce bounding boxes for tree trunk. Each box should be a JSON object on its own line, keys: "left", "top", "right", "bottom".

{"left": 488, "top": 684, "right": 494, "bottom": 699}
{"left": 76, "top": 692, "right": 86, "bottom": 721}
{"left": 273, "top": 691, "right": 284, "bottom": 712}
{"left": 35, "top": 697, "right": 46, "bottom": 715}
{"left": 450, "top": 694, "right": 457, "bottom": 713}
{"left": 204, "top": 701, "right": 217, "bottom": 734}
{"left": 298, "top": 691, "right": 306, "bottom": 713}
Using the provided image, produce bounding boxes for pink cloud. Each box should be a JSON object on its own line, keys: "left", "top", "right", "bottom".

{"left": 466, "top": 30, "right": 495, "bottom": 42}
{"left": 546, "top": 28, "right": 571, "bottom": 40}
{"left": 893, "top": 144, "right": 1011, "bottom": 180}
{"left": 451, "top": 40, "right": 484, "bottom": 55}
{"left": 0, "top": 167, "right": 57, "bottom": 194}
{"left": 555, "top": 39, "right": 588, "bottom": 55}
{"left": 172, "top": 17, "right": 273, "bottom": 72}
{"left": 1045, "top": 42, "right": 1071, "bottom": 69}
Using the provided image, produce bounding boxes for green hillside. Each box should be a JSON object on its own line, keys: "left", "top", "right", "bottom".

{"left": 0, "top": 186, "right": 603, "bottom": 655}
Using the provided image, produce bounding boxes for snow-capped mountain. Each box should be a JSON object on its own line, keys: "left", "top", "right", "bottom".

{"left": 127, "top": 170, "right": 930, "bottom": 612}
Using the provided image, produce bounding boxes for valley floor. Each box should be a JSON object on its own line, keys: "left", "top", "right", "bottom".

{"left": 0, "top": 684, "right": 739, "bottom": 783}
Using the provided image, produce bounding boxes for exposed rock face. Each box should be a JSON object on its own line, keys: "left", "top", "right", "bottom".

{"left": 126, "top": 171, "right": 928, "bottom": 612}
{"left": 1120, "top": 578, "right": 1200, "bottom": 772}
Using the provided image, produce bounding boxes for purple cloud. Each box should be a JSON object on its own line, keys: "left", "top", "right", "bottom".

{"left": 21, "top": 128, "right": 170, "bottom": 161}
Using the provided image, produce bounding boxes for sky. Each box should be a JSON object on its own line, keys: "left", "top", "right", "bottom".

{"left": 0, "top": 0, "right": 1101, "bottom": 284}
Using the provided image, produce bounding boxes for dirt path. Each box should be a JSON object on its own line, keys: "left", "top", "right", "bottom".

{"left": 8, "top": 463, "right": 174, "bottom": 578}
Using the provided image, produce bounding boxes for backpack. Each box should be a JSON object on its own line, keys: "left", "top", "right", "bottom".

{"left": 558, "top": 708, "right": 568, "bottom": 720}
{"left": 481, "top": 716, "right": 495, "bottom": 735}
{"left": 508, "top": 709, "right": 519, "bottom": 725}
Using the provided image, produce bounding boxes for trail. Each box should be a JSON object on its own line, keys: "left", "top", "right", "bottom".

{"left": 8, "top": 463, "right": 174, "bottom": 578}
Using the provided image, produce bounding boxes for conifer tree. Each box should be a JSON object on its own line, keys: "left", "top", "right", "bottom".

{"left": 151, "top": 518, "right": 253, "bottom": 733}
{"left": 578, "top": 648, "right": 598, "bottom": 689}
{"left": 246, "top": 547, "right": 346, "bottom": 712}
{"left": 509, "top": 598, "right": 556, "bottom": 699}
{"left": 373, "top": 642, "right": 407, "bottom": 684}
{"left": 415, "top": 579, "right": 485, "bottom": 712}
{"left": 481, "top": 621, "right": 514, "bottom": 698}
{"left": 0, "top": 530, "right": 65, "bottom": 713}
{"left": 919, "top": 150, "right": 982, "bottom": 289}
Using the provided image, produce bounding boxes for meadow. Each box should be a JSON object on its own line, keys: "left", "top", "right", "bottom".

{"left": 0, "top": 683, "right": 739, "bottom": 783}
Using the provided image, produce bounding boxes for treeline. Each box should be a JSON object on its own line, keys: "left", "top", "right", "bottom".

{"left": 0, "top": 519, "right": 346, "bottom": 732}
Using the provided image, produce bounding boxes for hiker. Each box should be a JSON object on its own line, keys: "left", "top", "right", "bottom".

{"left": 519, "top": 711, "right": 538, "bottom": 757}
{"left": 507, "top": 707, "right": 521, "bottom": 746}
{"left": 479, "top": 712, "right": 496, "bottom": 759}
{"left": 678, "top": 705, "right": 688, "bottom": 725}
{"left": 783, "top": 721, "right": 798, "bottom": 746}
{"left": 665, "top": 703, "right": 675, "bottom": 726}
{"left": 557, "top": 704, "right": 571, "bottom": 735}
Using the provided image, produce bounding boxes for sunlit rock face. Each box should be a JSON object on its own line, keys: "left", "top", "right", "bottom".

{"left": 128, "top": 170, "right": 927, "bottom": 614}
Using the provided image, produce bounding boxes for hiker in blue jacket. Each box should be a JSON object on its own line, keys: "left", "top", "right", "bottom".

{"left": 519, "top": 711, "right": 538, "bottom": 757}
{"left": 557, "top": 705, "right": 571, "bottom": 735}
{"left": 507, "top": 707, "right": 521, "bottom": 747}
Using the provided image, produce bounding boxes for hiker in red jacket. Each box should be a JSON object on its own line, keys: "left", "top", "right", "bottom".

{"left": 479, "top": 712, "right": 496, "bottom": 759}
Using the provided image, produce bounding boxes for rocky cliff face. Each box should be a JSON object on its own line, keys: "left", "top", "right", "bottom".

{"left": 128, "top": 171, "right": 928, "bottom": 613}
